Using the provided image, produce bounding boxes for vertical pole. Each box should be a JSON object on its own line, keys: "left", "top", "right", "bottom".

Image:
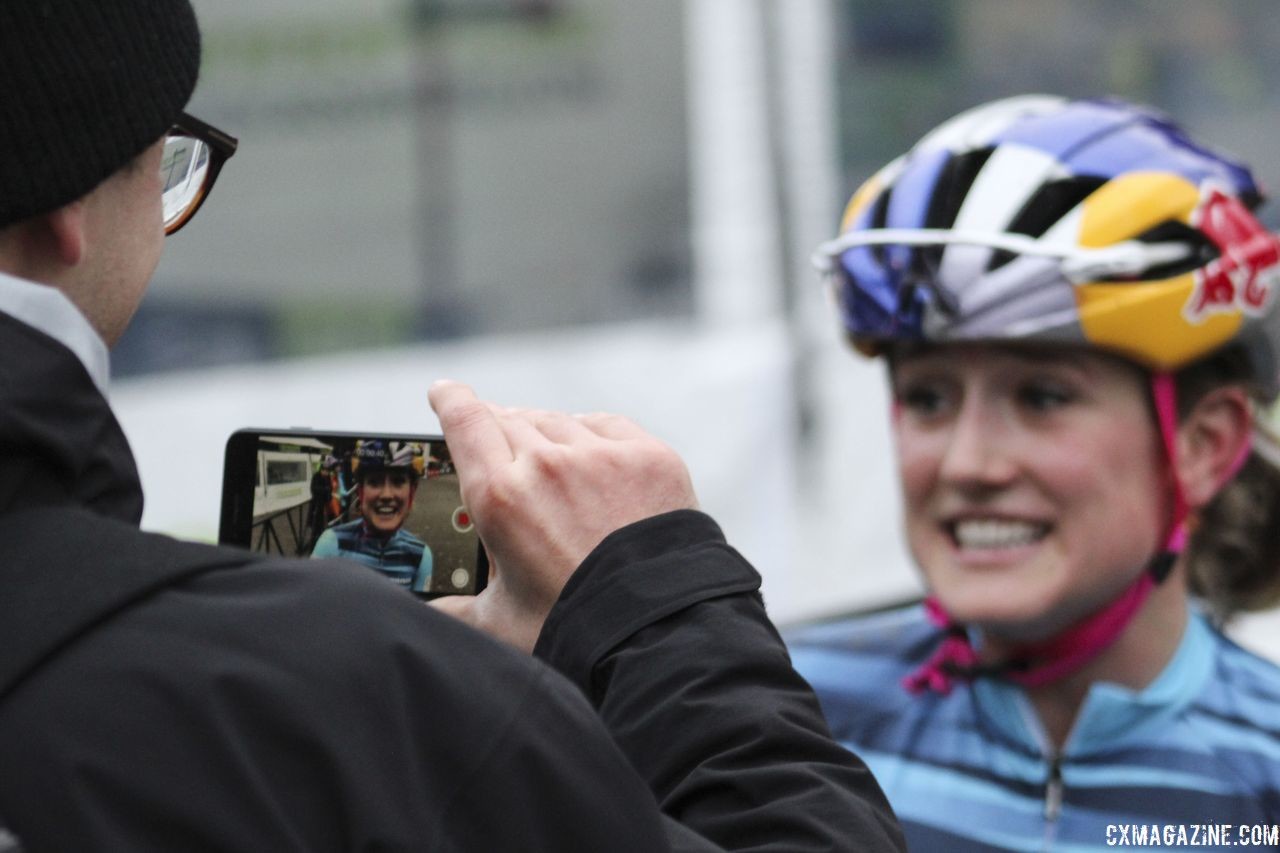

{"left": 684, "top": 0, "right": 783, "bottom": 328}
{"left": 408, "top": 1, "right": 465, "bottom": 337}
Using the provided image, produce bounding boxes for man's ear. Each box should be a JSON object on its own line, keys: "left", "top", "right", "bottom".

{"left": 0, "top": 200, "right": 86, "bottom": 278}
{"left": 42, "top": 200, "right": 87, "bottom": 266}
{"left": 1177, "top": 385, "right": 1252, "bottom": 509}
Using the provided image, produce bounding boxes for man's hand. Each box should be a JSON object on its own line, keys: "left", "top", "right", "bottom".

{"left": 427, "top": 380, "right": 698, "bottom": 652}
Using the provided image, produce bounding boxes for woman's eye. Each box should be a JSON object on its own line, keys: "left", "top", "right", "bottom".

{"left": 897, "top": 384, "right": 950, "bottom": 417}
{"left": 1018, "top": 382, "right": 1074, "bottom": 411}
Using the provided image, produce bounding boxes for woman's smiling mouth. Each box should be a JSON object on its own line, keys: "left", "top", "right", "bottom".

{"left": 949, "top": 518, "right": 1050, "bottom": 551}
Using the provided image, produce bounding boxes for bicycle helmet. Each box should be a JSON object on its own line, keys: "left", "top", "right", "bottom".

{"left": 814, "top": 94, "right": 1280, "bottom": 393}
{"left": 352, "top": 440, "right": 426, "bottom": 479}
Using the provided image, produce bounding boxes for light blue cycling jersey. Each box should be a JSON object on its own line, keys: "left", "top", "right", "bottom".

{"left": 312, "top": 520, "right": 434, "bottom": 593}
{"left": 787, "top": 604, "right": 1280, "bottom": 851}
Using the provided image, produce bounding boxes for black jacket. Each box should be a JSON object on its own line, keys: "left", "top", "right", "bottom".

{"left": 0, "top": 299, "right": 903, "bottom": 852}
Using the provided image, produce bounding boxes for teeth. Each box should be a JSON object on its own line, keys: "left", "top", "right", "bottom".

{"left": 953, "top": 519, "right": 1046, "bottom": 550}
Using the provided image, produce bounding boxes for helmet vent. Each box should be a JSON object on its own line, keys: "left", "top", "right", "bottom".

{"left": 926, "top": 148, "right": 995, "bottom": 230}
{"left": 913, "top": 148, "right": 995, "bottom": 280}
{"left": 867, "top": 184, "right": 893, "bottom": 267}
{"left": 1123, "top": 220, "right": 1218, "bottom": 281}
{"left": 987, "top": 177, "right": 1106, "bottom": 272}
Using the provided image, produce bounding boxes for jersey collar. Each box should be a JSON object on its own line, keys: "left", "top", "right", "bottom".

{"left": 971, "top": 606, "right": 1215, "bottom": 758}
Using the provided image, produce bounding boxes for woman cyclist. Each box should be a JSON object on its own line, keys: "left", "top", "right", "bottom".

{"left": 788, "top": 95, "right": 1280, "bottom": 850}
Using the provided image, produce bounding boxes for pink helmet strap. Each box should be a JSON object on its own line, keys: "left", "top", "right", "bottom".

{"left": 903, "top": 371, "right": 1225, "bottom": 695}
{"left": 1150, "top": 371, "right": 1190, "bottom": 558}
{"left": 903, "top": 578, "right": 1159, "bottom": 694}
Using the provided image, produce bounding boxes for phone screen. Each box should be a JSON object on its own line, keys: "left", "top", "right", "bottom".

{"left": 219, "top": 429, "right": 487, "bottom": 598}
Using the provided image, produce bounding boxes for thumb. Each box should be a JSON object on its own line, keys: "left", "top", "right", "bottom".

{"left": 429, "top": 594, "right": 479, "bottom": 627}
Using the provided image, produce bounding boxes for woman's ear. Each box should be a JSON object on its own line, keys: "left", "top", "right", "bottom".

{"left": 1177, "top": 385, "right": 1252, "bottom": 509}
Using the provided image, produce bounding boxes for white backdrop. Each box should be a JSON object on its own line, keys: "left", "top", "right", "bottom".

{"left": 110, "top": 317, "right": 920, "bottom": 627}
{"left": 111, "top": 316, "right": 1280, "bottom": 660}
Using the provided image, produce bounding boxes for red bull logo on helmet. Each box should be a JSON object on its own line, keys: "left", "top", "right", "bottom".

{"left": 1184, "top": 187, "right": 1280, "bottom": 323}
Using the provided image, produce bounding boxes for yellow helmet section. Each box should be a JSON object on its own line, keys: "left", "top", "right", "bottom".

{"left": 840, "top": 167, "right": 892, "bottom": 233}
{"left": 1075, "top": 277, "right": 1241, "bottom": 371}
{"left": 1076, "top": 172, "right": 1200, "bottom": 248}
{"left": 1073, "top": 172, "right": 1244, "bottom": 371}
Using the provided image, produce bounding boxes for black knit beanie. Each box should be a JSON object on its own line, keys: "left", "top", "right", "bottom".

{"left": 0, "top": 0, "right": 201, "bottom": 228}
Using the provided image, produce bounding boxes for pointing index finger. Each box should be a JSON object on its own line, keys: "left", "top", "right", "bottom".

{"left": 428, "top": 380, "right": 513, "bottom": 482}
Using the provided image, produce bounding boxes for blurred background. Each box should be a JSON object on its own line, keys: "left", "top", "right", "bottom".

{"left": 112, "top": 0, "right": 1280, "bottom": 655}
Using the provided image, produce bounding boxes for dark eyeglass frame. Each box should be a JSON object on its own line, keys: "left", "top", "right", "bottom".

{"left": 163, "top": 112, "right": 239, "bottom": 236}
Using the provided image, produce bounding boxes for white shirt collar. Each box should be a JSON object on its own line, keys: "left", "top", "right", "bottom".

{"left": 0, "top": 270, "right": 110, "bottom": 395}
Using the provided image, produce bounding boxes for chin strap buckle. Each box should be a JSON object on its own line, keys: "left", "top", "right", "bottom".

{"left": 902, "top": 598, "right": 981, "bottom": 695}
{"left": 902, "top": 628, "right": 977, "bottom": 695}
{"left": 1148, "top": 550, "right": 1178, "bottom": 583}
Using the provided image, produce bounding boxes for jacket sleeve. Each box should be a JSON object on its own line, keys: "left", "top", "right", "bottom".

{"left": 534, "top": 510, "right": 906, "bottom": 852}
{"left": 423, "top": 655, "right": 677, "bottom": 853}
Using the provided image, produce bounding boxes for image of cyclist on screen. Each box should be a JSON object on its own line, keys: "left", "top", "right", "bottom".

{"left": 311, "top": 440, "right": 434, "bottom": 592}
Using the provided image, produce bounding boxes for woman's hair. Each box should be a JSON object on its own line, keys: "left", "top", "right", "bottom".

{"left": 1177, "top": 348, "right": 1280, "bottom": 621}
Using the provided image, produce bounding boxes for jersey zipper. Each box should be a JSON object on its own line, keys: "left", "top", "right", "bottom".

{"left": 1039, "top": 754, "right": 1065, "bottom": 852}
{"left": 1043, "top": 754, "right": 1064, "bottom": 822}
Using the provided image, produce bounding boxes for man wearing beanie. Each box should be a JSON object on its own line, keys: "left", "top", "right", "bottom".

{"left": 0, "top": 2, "right": 902, "bottom": 851}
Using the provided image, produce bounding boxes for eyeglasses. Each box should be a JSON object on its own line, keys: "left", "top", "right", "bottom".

{"left": 161, "top": 112, "right": 238, "bottom": 236}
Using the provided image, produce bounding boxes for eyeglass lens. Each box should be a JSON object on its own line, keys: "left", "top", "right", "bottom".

{"left": 161, "top": 135, "right": 211, "bottom": 230}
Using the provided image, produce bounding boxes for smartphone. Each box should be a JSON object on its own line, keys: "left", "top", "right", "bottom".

{"left": 219, "top": 428, "right": 487, "bottom": 598}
